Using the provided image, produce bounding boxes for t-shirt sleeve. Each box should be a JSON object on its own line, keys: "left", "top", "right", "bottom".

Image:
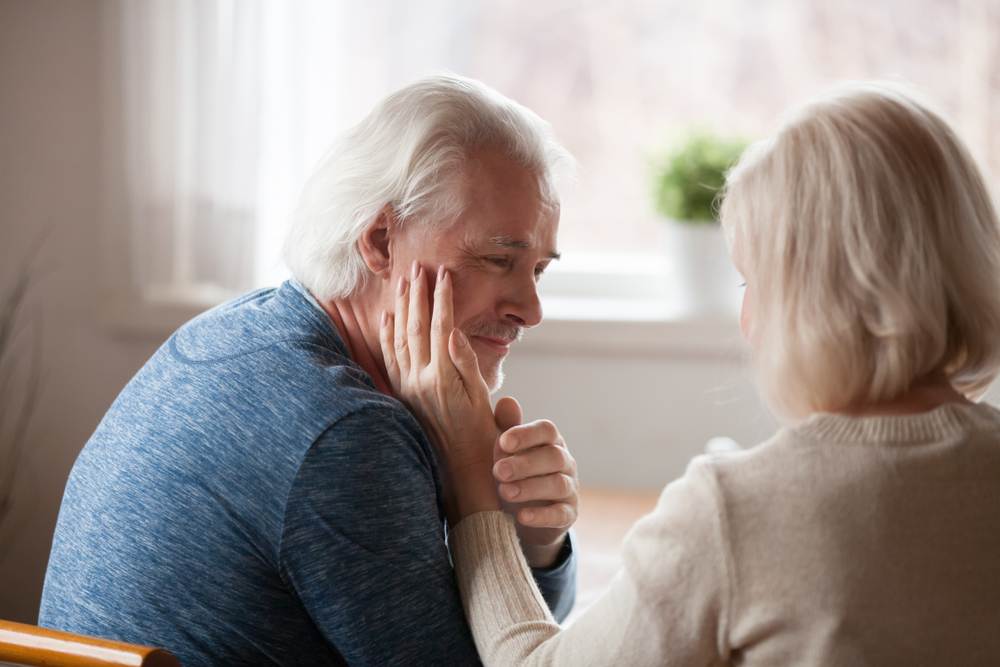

{"left": 450, "top": 456, "right": 732, "bottom": 667}
{"left": 528, "top": 530, "right": 577, "bottom": 623}
{"left": 278, "top": 405, "right": 483, "bottom": 666}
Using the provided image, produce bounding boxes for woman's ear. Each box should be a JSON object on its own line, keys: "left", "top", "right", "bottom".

{"left": 357, "top": 205, "right": 395, "bottom": 280}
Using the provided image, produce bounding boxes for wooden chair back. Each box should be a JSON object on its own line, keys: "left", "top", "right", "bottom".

{"left": 0, "top": 619, "right": 180, "bottom": 667}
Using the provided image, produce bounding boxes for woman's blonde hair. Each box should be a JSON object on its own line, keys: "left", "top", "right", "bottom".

{"left": 721, "top": 82, "right": 1000, "bottom": 420}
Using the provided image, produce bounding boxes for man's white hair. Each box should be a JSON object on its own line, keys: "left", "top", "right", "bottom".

{"left": 284, "top": 73, "right": 574, "bottom": 301}
{"left": 721, "top": 82, "right": 1000, "bottom": 420}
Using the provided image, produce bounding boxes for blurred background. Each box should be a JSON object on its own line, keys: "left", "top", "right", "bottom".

{"left": 2, "top": 0, "right": 999, "bottom": 623}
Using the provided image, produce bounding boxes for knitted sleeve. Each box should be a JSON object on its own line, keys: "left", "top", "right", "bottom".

{"left": 450, "top": 456, "right": 732, "bottom": 667}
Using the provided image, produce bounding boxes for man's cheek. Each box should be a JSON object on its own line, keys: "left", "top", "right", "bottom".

{"left": 446, "top": 272, "right": 481, "bottom": 321}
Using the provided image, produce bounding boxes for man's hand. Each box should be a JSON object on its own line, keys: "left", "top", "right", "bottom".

{"left": 492, "top": 397, "right": 579, "bottom": 569}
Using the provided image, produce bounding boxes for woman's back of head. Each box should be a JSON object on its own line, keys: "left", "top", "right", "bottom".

{"left": 721, "top": 82, "right": 1000, "bottom": 421}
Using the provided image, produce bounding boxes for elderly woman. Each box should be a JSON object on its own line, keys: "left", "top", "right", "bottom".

{"left": 381, "top": 83, "right": 1000, "bottom": 665}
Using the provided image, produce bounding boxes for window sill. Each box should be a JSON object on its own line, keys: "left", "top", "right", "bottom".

{"left": 523, "top": 296, "right": 748, "bottom": 359}
{"left": 99, "top": 288, "right": 749, "bottom": 358}
{"left": 97, "top": 286, "right": 236, "bottom": 338}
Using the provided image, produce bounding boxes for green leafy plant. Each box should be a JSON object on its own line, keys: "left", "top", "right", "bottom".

{"left": 652, "top": 131, "right": 748, "bottom": 223}
{"left": 0, "top": 266, "right": 43, "bottom": 561}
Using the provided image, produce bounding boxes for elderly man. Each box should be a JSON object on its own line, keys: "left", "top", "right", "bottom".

{"left": 39, "top": 75, "right": 579, "bottom": 666}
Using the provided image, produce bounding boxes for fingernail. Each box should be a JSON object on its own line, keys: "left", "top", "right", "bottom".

{"left": 397, "top": 277, "right": 406, "bottom": 297}
{"left": 411, "top": 260, "right": 420, "bottom": 281}
{"left": 437, "top": 265, "right": 445, "bottom": 282}
{"left": 500, "top": 482, "right": 519, "bottom": 499}
{"left": 380, "top": 310, "right": 387, "bottom": 327}
{"left": 521, "top": 509, "right": 534, "bottom": 523}
{"left": 454, "top": 329, "right": 468, "bottom": 347}
{"left": 496, "top": 460, "right": 513, "bottom": 481}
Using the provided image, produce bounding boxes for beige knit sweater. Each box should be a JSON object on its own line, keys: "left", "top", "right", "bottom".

{"left": 450, "top": 403, "right": 1000, "bottom": 666}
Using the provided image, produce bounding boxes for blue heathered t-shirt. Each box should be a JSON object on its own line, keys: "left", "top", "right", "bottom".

{"left": 39, "top": 280, "right": 575, "bottom": 666}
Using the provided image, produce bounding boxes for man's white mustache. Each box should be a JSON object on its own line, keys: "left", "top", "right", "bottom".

{"left": 463, "top": 321, "right": 523, "bottom": 343}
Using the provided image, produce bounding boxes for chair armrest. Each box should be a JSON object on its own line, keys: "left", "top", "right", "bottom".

{"left": 0, "top": 619, "right": 181, "bottom": 667}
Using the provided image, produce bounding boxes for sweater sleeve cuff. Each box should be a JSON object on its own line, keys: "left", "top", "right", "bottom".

{"left": 450, "top": 511, "right": 561, "bottom": 661}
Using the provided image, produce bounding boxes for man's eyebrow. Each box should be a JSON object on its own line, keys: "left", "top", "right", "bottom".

{"left": 489, "top": 237, "right": 561, "bottom": 260}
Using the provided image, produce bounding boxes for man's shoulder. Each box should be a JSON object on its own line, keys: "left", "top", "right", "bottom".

{"left": 136, "top": 279, "right": 383, "bottom": 427}
{"left": 101, "top": 280, "right": 415, "bottom": 467}
{"left": 170, "top": 281, "right": 347, "bottom": 364}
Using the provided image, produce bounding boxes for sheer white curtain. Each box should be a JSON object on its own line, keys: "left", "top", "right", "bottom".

{"left": 115, "top": 0, "right": 479, "bottom": 304}
{"left": 254, "top": 0, "right": 348, "bottom": 289}
{"left": 120, "top": 0, "right": 263, "bottom": 303}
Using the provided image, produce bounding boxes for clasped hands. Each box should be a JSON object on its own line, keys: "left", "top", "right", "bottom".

{"left": 379, "top": 262, "right": 578, "bottom": 568}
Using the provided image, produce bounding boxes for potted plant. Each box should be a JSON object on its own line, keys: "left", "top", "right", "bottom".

{"left": 652, "top": 131, "right": 748, "bottom": 318}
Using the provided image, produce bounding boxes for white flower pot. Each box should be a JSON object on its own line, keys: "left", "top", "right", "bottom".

{"left": 660, "top": 221, "right": 742, "bottom": 319}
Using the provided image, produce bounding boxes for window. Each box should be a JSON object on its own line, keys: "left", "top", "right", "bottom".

{"left": 103, "top": 0, "right": 1000, "bottom": 339}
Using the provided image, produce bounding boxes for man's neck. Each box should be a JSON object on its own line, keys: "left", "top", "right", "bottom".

{"left": 318, "top": 296, "right": 396, "bottom": 399}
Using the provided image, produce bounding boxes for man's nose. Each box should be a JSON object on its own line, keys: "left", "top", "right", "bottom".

{"left": 501, "top": 274, "right": 543, "bottom": 328}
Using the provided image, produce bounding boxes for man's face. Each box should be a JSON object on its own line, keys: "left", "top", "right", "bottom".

{"left": 389, "top": 149, "right": 560, "bottom": 392}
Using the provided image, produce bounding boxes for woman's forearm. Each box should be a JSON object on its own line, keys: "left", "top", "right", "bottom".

{"left": 450, "top": 511, "right": 561, "bottom": 667}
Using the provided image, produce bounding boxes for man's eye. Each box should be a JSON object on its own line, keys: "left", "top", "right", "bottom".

{"left": 487, "top": 257, "right": 510, "bottom": 268}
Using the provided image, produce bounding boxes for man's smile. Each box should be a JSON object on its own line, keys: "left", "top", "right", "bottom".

{"left": 464, "top": 320, "right": 523, "bottom": 357}
{"left": 470, "top": 335, "right": 516, "bottom": 355}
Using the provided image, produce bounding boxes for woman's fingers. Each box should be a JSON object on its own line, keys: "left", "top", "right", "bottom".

{"left": 407, "top": 260, "right": 431, "bottom": 369}
{"left": 430, "top": 266, "right": 454, "bottom": 369}
{"left": 392, "top": 263, "right": 469, "bottom": 399}
{"left": 394, "top": 275, "right": 411, "bottom": 380}
{"left": 449, "top": 328, "right": 490, "bottom": 403}
{"left": 379, "top": 310, "right": 402, "bottom": 393}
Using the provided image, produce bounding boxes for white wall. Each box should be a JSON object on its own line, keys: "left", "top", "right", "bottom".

{"left": 0, "top": 0, "right": 165, "bottom": 623}
{"left": 503, "top": 351, "right": 778, "bottom": 490}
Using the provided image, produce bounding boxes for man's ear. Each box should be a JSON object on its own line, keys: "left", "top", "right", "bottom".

{"left": 357, "top": 205, "right": 395, "bottom": 280}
